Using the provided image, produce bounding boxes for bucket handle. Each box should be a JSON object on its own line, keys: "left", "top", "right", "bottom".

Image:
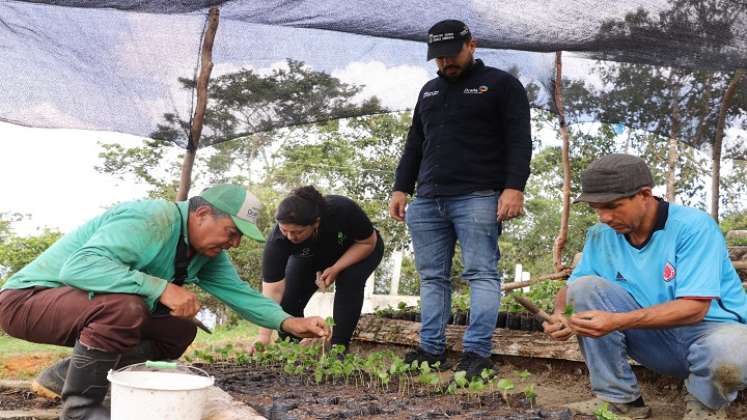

{"left": 145, "top": 361, "right": 178, "bottom": 369}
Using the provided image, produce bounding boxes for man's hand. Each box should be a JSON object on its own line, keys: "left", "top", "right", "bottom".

{"left": 569, "top": 310, "right": 621, "bottom": 338}
{"left": 388, "top": 191, "right": 409, "bottom": 222}
{"left": 497, "top": 188, "right": 524, "bottom": 221}
{"left": 281, "top": 316, "right": 331, "bottom": 339}
{"left": 319, "top": 265, "right": 341, "bottom": 287}
{"left": 248, "top": 333, "right": 272, "bottom": 355}
{"left": 159, "top": 283, "right": 200, "bottom": 319}
{"left": 542, "top": 314, "right": 574, "bottom": 341}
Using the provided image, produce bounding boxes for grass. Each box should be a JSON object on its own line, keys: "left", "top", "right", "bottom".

{"left": 191, "top": 320, "right": 258, "bottom": 347}
{"left": 0, "top": 334, "right": 70, "bottom": 355}
{"left": 0, "top": 320, "right": 260, "bottom": 380}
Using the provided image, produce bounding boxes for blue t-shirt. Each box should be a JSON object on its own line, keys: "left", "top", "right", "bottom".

{"left": 569, "top": 202, "right": 747, "bottom": 324}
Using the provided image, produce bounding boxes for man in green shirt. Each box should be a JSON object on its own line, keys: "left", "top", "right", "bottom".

{"left": 0, "top": 184, "right": 329, "bottom": 420}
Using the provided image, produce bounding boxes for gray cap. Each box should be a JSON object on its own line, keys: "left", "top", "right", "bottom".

{"left": 574, "top": 154, "right": 653, "bottom": 203}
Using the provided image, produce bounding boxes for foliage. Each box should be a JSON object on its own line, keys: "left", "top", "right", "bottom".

{"left": 499, "top": 128, "right": 607, "bottom": 276}
{"left": 594, "top": 402, "right": 621, "bottom": 420}
{"left": 501, "top": 281, "right": 565, "bottom": 313}
{"left": 0, "top": 226, "right": 62, "bottom": 286}
{"left": 196, "top": 339, "right": 526, "bottom": 404}
{"left": 721, "top": 209, "right": 747, "bottom": 245}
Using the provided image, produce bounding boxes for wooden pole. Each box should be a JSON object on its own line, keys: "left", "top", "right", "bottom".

{"left": 501, "top": 270, "right": 570, "bottom": 292}
{"left": 176, "top": 7, "right": 220, "bottom": 201}
{"left": 552, "top": 51, "right": 572, "bottom": 272}
{"left": 666, "top": 78, "right": 680, "bottom": 202}
{"left": 710, "top": 69, "right": 745, "bottom": 222}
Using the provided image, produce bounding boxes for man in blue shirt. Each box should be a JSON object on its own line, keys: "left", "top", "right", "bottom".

{"left": 544, "top": 154, "right": 747, "bottom": 420}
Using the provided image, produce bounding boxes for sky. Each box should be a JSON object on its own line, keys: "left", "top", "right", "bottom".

{"left": 0, "top": 123, "right": 152, "bottom": 235}
{"left": 0, "top": 59, "right": 431, "bottom": 236}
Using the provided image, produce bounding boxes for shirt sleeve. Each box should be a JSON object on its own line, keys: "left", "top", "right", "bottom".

{"left": 673, "top": 215, "right": 723, "bottom": 299}
{"left": 339, "top": 199, "right": 375, "bottom": 241}
{"left": 497, "top": 75, "right": 532, "bottom": 191}
{"left": 58, "top": 209, "right": 169, "bottom": 308}
{"left": 197, "top": 252, "right": 291, "bottom": 330}
{"left": 393, "top": 99, "right": 424, "bottom": 194}
{"left": 261, "top": 227, "right": 292, "bottom": 282}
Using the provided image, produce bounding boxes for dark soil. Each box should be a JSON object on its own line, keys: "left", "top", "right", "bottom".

{"left": 0, "top": 387, "right": 58, "bottom": 411}
{"left": 205, "top": 363, "right": 584, "bottom": 420}
{"left": 4, "top": 343, "right": 747, "bottom": 419}
{"left": 203, "top": 341, "right": 747, "bottom": 420}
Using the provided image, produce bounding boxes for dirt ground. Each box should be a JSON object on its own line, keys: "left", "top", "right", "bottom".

{"left": 0, "top": 354, "right": 62, "bottom": 380}
{"left": 2, "top": 342, "right": 747, "bottom": 419}
{"left": 207, "top": 341, "right": 747, "bottom": 419}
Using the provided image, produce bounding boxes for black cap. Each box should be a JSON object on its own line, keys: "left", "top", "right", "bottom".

{"left": 427, "top": 19, "right": 471, "bottom": 61}
{"left": 574, "top": 154, "right": 654, "bottom": 203}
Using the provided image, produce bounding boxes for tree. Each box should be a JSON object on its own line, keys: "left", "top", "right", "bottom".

{"left": 500, "top": 112, "right": 618, "bottom": 276}
{"left": 98, "top": 59, "right": 386, "bottom": 198}
{"left": 592, "top": 0, "right": 747, "bottom": 217}
{"left": 0, "top": 218, "right": 62, "bottom": 286}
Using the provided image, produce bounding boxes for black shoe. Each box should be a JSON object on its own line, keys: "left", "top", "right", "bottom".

{"left": 403, "top": 347, "right": 447, "bottom": 370}
{"left": 455, "top": 351, "right": 494, "bottom": 381}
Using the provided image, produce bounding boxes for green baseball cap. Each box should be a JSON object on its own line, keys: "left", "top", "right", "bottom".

{"left": 200, "top": 184, "right": 265, "bottom": 242}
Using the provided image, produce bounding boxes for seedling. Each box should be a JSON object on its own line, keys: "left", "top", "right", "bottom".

{"left": 515, "top": 369, "right": 531, "bottom": 381}
{"left": 594, "top": 403, "right": 621, "bottom": 420}
{"left": 523, "top": 384, "right": 537, "bottom": 408}
{"left": 496, "top": 378, "right": 515, "bottom": 407}
{"left": 563, "top": 304, "right": 575, "bottom": 317}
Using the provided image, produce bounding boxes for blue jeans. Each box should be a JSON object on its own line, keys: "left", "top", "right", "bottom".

{"left": 569, "top": 276, "right": 747, "bottom": 409}
{"left": 406, "top": 191, "right": 501, "bottom": 357}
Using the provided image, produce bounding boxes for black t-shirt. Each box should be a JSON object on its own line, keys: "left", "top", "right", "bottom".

{"left": 262, "top": 195, "right": 375, "bottom": 282}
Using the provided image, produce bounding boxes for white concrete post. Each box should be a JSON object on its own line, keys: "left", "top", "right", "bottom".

{"left": 389, "top": 250, "right": 403, "bottom": 296}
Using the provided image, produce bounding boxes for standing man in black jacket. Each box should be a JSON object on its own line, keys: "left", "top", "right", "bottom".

{"left": 389, "top": 19, "right": 532, "bottom": 379}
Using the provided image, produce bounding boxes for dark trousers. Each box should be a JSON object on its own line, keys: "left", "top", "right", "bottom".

{"left": 280, "top": 233, "right": 384, "bottom": 347}
{"left": 0, "top": 286, "right": 196, "bottom": 357}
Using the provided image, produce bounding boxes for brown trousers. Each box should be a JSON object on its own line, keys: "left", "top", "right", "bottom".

{"left": 0, "top": 287, "right": 196, "bottom": 357}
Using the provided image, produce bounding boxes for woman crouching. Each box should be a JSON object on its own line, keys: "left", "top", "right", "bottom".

{"left": 254, "top": 185, "right": 384, "bottom": 351}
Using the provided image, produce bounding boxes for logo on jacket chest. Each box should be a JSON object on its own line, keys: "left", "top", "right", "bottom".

{"left": 464, "top": 85, "right": 489, "bottom": 95}
{"left": 423, "top": 90, "right": 440, "bottom": 99}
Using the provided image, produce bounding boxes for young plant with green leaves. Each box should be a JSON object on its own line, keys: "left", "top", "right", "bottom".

{"left": 496, "top": 378, "right": 515, "bottom": 407}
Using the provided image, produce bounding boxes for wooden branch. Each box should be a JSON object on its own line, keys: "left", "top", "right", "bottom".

{"left": 552, "top": 51, "right": 572, "bottom": 273}
{"left": 176, "top": 7, "right": 220, "bottom": 201}
{"left": 512, "top": 295, "right": 553, "bottom": 322}
{"left": 0, "top": 410, "right": 58, "bottom": 419}
{"left": 710, "top": 69, "right": 745, "bottom": 221}
{"left": 692, "top": 75, "right": 712, "bottom": 147}
{"left": 501, "top": 270, "right": 570, "bottom": 292}
{"left": 354, "top": 314, "right": 584, "bottom": 362}
{"left": 666, "top": 78, "right": 680, "bottom": 202}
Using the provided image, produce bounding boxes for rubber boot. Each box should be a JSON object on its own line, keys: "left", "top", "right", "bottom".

{"left": 60, "top": 341, "right": 120, "bottom": 420}
{"left": 34, "top": 340, "right": 158, "bottom": 401}
{"left": 31, "top": 357, "right": 69, "bottom": 400}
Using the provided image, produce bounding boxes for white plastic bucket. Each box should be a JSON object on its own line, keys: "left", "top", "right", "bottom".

{"left": 107, "top": 361, "right": 215, "bottom": 420}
